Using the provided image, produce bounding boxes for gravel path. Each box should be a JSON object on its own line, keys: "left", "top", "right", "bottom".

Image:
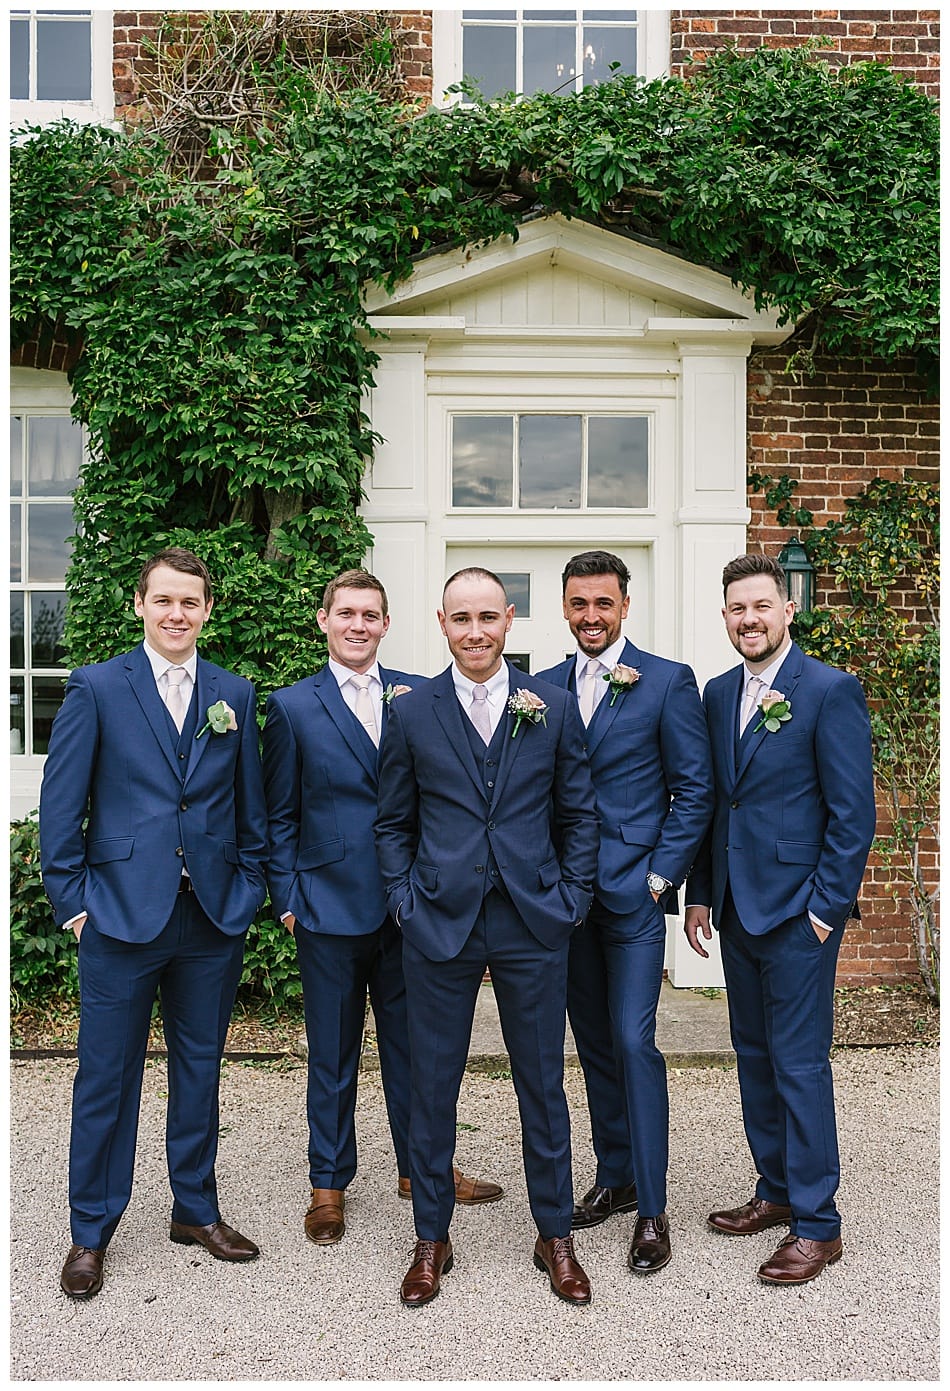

{"left": 10, "top": 1047, "right": 938, "bottom": 1382}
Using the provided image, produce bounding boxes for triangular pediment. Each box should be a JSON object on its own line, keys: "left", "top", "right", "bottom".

{"left": 364, "top": 214, "right": 785, "bottom": 338}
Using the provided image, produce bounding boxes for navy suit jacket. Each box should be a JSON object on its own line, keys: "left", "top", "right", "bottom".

{"left": 540, "top": 639, "right": 713, "bottom": 913}
{"left": 687, "top": 643, "right": 876, "bottom": 934}
{"left": 39, "top": 644, "right": 268, "bottom": 942}
{"left": 262, "top": 663, "right": 418, "bottom": 935}
{"left": 374, "top": 662, "right": 599, "bottom": 962}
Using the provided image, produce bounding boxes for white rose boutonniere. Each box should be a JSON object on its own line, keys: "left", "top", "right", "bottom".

{"left": 604, "top": 663, "right": 641, "bottom": 707}
{"left": 507, "top": 688, "right": 548, "bottom": 739}
{"left": 196, "top": 699, "right": 238, "bottom": 739}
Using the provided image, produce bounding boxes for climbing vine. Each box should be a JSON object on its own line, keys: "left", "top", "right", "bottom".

{"left": 10, "top": 18, "right": 938, "bottom": 703}
{"left": 749, "top": 473, "right": 939, "bottom": 999}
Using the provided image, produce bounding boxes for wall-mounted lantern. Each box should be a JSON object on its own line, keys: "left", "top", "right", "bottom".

{"left": 777, "top": 535, "right": 816, "bottom": 613}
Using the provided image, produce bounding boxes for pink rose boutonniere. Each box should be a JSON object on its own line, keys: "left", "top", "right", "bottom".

{"left": 604, "top": 662, "right": 641, "bottom": 707}
{"left": 196, "top": 699, "right": 238, "bottom": 739}
{"left": 752, "top": 689, "right": 792, "bottom": 734}
{"left": 382, "top": 683, "right": 412, "bottom": 704}
{"left": 508, "top": 688, "right": 548, "bottom": 738}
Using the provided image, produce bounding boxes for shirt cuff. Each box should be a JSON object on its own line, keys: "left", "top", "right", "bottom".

{"left": 63, "top": 912, "right": 86, "bottom": 932}
{"left": 809, "top": 912, "right": 833, "bottom": 933}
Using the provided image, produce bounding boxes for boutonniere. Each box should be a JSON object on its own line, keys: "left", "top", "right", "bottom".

{"left": 507, "top": 688, "right": 548, "bottom": 739}
{"left": 382, "top": 683, "right": 412, "bottom": 704}
{"left": 752, "top": 689, "right": 792, "bottom": 734}
{"left": 604, "top": 663, "right": 641, "bottom": 707}
{"left": 196, "top": 699, "right": 238, "bottom": 739}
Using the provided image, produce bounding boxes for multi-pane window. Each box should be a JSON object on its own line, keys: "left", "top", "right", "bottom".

{"left": 10, "top": 414, "right": 81, "bottom": 755}
{"left": 451, "top": 413, "right": 649, "bottom": 509}
{"left": 10, "top": 8, "right": 92, "bottom": 102}
{"left": 461, "top": 9, "right": 639, "bottom": 99}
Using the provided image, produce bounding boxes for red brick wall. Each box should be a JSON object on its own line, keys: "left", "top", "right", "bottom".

{"left": 747, "top": 350, "right": 938, "bottom": 984}
{"left": 671, "top": 9, "right": 940, "bottom": 97}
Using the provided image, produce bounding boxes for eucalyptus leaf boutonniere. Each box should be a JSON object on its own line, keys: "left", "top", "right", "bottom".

{"left": 196, "top": 699, "right": 238, "bottom": 739}
{"left": 382, "top": 683, "right": 412, "bottom": 704}
{"left": 604, "top": 662, "right": 641, "bottom": 707}
{"left": 752, "top": 689, "right": 792, "bottom": 734}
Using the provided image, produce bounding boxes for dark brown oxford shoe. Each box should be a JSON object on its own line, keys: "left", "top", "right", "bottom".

{"left": 533, "top": 1235, "right": 592, "bottom": 1305}
{"left": 60, "top": 1245, "right": 104, "bottom": 1299}
{"left": 397, "top": 1167, "right": 504, "bottom": 1206}
{"left": 627, "top": 1212, "right": 672, "bottom": 1274}
{"left": 400, "top": 1238, "right": 454, "bottom": 1307}
{"left": 169, "top": 1219, "right": 259, "bottom": 1261}
{"left": 571, "top": 1181, "right": 638, "bottom": 1229}
{"left": 757, "top": 1233, "right": 842, "bottom": 1285}
{"left": 303, "top": 1188, "right": 346, "bottom": 1245}
{"left": 708, "top": 1196, "right": 792, "bottom": 1236}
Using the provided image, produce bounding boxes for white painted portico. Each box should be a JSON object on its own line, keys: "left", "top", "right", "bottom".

{"left": 360, "top": 215, "right": 790, "bottom": 985}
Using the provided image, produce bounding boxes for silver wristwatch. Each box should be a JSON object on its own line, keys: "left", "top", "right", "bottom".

{"left": 646, "top": 871, "right": 672, "bottom": 895}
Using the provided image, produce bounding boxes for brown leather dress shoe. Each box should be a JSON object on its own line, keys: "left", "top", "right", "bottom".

{"left": 400, "top": 1238, "right": 454, "bottom": 1307}
{"left": 757, "top": 1233, "right": 842, "bottom": 1284}
{"left": 60, "top": 1245, "right": 104, "bottom": 1299}
{"left": 397, "top": 1167, "right": 504, "bottom": 1206}
{"left": 708, "top": 1195, "right": 792, "bottom": 1236}
{"left": 571, "top": 1181, "right": 638, "bottom": 1229}
{"left": 169, "top": 1219, "right": 259, "bottom": 1261}
{"left": 303, "top": 1188, "right": 345, "bottom": 1245}
{"left": 533, "top": 1235, "right": 592, "bottom": 1305}
{"left": 627, "top": 1212, "right": 672, "bottom": 1274}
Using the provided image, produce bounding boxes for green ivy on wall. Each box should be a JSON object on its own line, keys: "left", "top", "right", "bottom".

{"left": 10, "top": 29, "right": 938, "bottom": 705}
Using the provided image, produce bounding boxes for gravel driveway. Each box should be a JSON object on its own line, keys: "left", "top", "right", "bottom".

{"left": 9, "top": 1046, "right": 938, "bottom": 1382}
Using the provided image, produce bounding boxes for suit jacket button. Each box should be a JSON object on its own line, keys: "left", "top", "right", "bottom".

{"left": 180, "top": 802, "right": 188, "bottom": 811}
{"left": 486, "top": 759, "right": 496, "bottom": 767}
{"left": 730, "top": 800, "right": 739, "bottom": 808}
{"left": 487, "top": 780, "right": 494, "bottom": 788}
{"left": 487, "top": 820, "right": 496, "bottom": 830}
{"left": 178, "top": 752, "right": 186, "bottom": 760}
{"left": 175, "top": 847, "right": 184, "bottom": 856}
{"left": 475, "top": 865, "right": 484, "bottom": 873}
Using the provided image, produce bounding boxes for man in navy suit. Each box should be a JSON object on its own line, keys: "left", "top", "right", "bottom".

{"left": 375, "top": 568, "right": 600, "bottom": 1307}
{"left": 40, "top": 548, "right": 268, "bottom": 1300}
{"left": 685, "top": 553, "right": 875, "bottom": 1284}
{"left": 540, "top": 551, "right": 713, "bottom": 1274}
{"left": 262, "top": 569, "right": 501, "bottom": 1248}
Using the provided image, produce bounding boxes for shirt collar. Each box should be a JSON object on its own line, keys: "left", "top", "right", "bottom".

{"left": 143, "top": 640, "right": 197, "bottom": 684}
{"left": 452, "top": 661, "right": 511, "bottom": 706}
{"left": 328, "top": 657, "right": 381, "bottom": 689}
{"left": 574, "top": 634, "right": 627, "bottom": 680}
{"left": 744, "top": 639, "right": 793, "bottom": 692}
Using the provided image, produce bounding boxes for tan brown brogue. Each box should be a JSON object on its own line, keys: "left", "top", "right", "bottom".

{"left": 397, "top": 1166, "right": 504, "bottom": 1206}
{"left": 303, "top": 1188, "right": 345, "bottom": 1245}
{"left": 708, "top": 1195, "right": 792, "bottom": 1235}
{"left": 757, "top": 1233, "right": 842, "bottom": 1284}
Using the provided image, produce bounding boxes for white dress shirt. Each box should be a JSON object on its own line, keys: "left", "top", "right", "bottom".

{"left": 573, "top": 634, "right": 627, "bottom": 722}
{"left": 452, "top": 663, "right": 510, "bottom": 739}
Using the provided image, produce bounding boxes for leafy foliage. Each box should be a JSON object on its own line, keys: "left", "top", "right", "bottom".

{"left": 749, "top": 475, "right": 939, "bottom": 998}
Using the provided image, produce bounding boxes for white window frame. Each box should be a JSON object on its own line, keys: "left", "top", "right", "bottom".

{"left": 431, "top": 7, "right": 670, "bottom": 105}
{"left": 9, "top": 9, "right": 115, "bottom": 128}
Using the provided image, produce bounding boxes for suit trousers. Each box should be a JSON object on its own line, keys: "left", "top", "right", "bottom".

{"left": 295, "top": 919, "right": 410, "bottom": 1188}
{"left": 69, "top": 891, "right": 246, "bottom": 1250}
{"left": 719, "top": 889, "right": 843, "bottom": 1240}
{"left": 403, "top": 891, "right": 574, "bottom": 1243}
{"left": 567, "top": 894, "right": 668, "bottom": 1216}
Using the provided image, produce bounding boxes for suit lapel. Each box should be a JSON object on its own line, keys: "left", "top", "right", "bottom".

{"left": 315, "top": 666, "right": 378, "bottom": 781}
{"left": 431, "top": 667, "right": 487, "bottom": 801}
{"left": 184, "top": 657, "right": 217, "bottom": 783}
{"left": 586, "top": 638, "right": 641, "bottom": 758}
{"left": 734, "top": 644, "right": 805, "bottom": 784}
{"left": 125, "top": 645, "right": 181, "bottom": 781}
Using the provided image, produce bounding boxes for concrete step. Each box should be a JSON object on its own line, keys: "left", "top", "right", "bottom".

{"left": 361, "top": 979, "right": 735, "bottom": 1072}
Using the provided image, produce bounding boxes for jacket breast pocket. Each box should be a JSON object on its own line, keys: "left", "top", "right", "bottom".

{"left": 775, "top": 840, "right": 822, "bottom": 866}
{"left": 85, "top": 837, "right": 134, "bottom": 864}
